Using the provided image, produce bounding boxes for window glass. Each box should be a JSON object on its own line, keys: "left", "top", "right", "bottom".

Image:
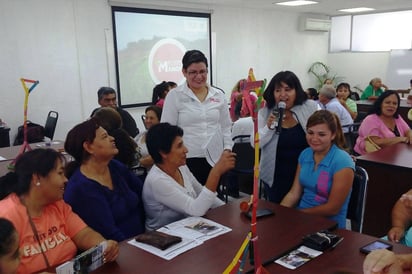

{"left": 330, "top": 10, "right": 412, "bottom": 52}
{"left": 330, "top": 16, "right": 351, "bottom": 52}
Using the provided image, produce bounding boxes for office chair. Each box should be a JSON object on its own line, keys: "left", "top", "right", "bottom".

{"left": 343, "top": 123, "right": 361, "bottom": 155}
{"left": 44, "top": 111, "right": 59, "bottom": 140}
{"left": 354, "top": 111, "right": 368, "bottom": 123}
{"left": 222, "top": 135, "right": 255, "bottom": 202}
{"left": 347, "top": 166, "right": 369, "bottom": 233}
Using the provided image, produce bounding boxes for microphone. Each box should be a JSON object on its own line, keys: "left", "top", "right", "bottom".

{"left": 275, "top": 101, "right": 286, "bottom": 134}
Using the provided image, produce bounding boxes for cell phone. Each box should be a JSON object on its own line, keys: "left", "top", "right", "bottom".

{"left": 245, "top": 209, "right": 274, "bottom": 219}
{"left": 359, "top": 240, "right": 393, "bottom": 254}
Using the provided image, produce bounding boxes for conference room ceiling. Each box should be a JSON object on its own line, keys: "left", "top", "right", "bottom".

{"left": 162, "top": 0, "right": 412, "bottom": 16}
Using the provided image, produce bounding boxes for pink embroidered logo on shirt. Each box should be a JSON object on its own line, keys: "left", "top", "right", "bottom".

{"left": 209, "top": 98, "right": 220, "bottom": 103}
{"left": 315, "top": 171, "right": 329, "bottom": 203}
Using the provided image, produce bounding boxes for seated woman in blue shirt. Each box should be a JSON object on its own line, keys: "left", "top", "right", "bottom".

{"left": 64, "top": 118, "right": 145, "bottom": 241}
{"left": 281, "top": 110, "right": 355, "bottom": 228}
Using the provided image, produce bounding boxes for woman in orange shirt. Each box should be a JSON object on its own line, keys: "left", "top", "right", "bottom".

{"left": 0, "top": 149, "right": 118, "bottom": 274}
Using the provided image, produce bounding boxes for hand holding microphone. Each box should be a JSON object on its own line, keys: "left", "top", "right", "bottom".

{"left": 269, "top": 101, "right": 286, "bottom": 133}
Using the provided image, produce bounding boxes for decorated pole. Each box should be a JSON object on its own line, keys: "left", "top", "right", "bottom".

{"left": 247, "top": 68, "right": 267, "bottom": 274}
{"left": 9, "top": 78, "right": 40, "bottom": 169}
{"left": 224, "top": 69, "right": 267, "bottom": 274}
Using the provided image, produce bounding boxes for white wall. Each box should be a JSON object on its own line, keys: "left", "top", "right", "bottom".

{"left": 211, "top": 7, "right": 329, "bottom": 92}
{"left": 328, "top": 52, "right": 389, "bottom": 91}
{"left": 0, "top": 0, "right": 340, "bottom": 143}
{"left": 0, "top": 0, "right": 116, "bottom": 141}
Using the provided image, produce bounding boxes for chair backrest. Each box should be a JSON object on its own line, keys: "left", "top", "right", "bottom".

{"left": 347, "top": 166, "right": 368, "bottom": 233}
{"left": 350, "top": 92, "right": 360, "bottom": 101}
{"left": 231, "top": 135, "right": 255, "bottom": 173}
{"left": 343, "top": 123, "right": 361, "bottom": 155}
{"left": 354, "top": 111, "right": 368, "bottom": 123}
{"left": 44, "top": 111, "right": 59, "bottom": 140}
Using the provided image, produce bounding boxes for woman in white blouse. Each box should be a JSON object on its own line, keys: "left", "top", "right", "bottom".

{"left": 161, "top": 50, "right": 233, "bottom": 186}
{"left": 143, "top": 123, "right": 235, "bottom": 231}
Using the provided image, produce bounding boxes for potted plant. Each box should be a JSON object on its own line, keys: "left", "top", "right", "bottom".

{"left": 308, "top": 61, "right": 344, "bottom": 90}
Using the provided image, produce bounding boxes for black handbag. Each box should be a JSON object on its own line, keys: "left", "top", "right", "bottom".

{"left": 302, "top": 230, "right": 340, "bottom": 251}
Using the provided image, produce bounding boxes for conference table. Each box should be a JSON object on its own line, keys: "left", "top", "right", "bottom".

{"left": 0, "top": 140, "right": 65, "bottom": 161}
{"left": 357, "top": 142, "right": 412, "bottom": 237}
{"left": 0, "top": 140, "right": 65, "bottom": 175}
{"left": 93, "top": 199, "right": 412, "bottom": 274}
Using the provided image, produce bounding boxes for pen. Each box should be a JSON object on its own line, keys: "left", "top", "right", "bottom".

{"left": 330, "top": 237, "right": 344, "bottom": 250}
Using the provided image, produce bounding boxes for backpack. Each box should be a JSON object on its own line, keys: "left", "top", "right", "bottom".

{"left": 13, "top": 121, "right": 45, "bottom": 145}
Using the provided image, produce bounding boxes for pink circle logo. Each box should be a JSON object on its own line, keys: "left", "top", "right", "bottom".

{"left": 148, "top": 38, "right": 186, "bottom": 85}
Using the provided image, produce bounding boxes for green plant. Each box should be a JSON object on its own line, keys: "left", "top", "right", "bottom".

{"left": 308, "top": 61, "right": 344, "bottom": 90}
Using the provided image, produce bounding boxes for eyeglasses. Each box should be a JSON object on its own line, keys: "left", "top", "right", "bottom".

{"left": 187, "top": 69, "right": 208, "bottom": 77}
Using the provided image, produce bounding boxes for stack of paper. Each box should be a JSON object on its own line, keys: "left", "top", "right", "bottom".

{"left": 128, "top": 217, "right": 231, "bottom": 260}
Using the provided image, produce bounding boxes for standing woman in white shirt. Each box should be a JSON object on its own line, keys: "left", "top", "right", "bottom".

{"left": 161, "top": 50, "right": 233, "bottom": 186}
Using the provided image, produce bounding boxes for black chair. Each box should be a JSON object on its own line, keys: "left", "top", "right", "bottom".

{"left": 354, "top": 111, "right": 367, "bottom": 123}
{"left": 232, "top": 135, "right": 254, "bottom": 174}
{"left": 350, "top": 92, "right": 360, "bottom": 101}
{"left": 343, "top": 123, "right": 361, "bottom": 155}
{"left": 44, "top": 111, "right": 59, "bottom": 140}
{"left": 222, "top": 135, "right": 255, "bottom": 202}
{"left": 347, "top": 166, "right": 369, "bottom": 233}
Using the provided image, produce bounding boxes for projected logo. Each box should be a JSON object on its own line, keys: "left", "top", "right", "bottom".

{"left": 148, "top": 38, "right": 186, "bottom": 85}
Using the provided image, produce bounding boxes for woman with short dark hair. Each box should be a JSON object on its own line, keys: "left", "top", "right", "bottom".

{"left": 64, "top": 118, "right": 145, "bottom": 241}
{"left": 256, "top": 71, "right": 318, "bottom": 203}
{"left": 135, "top": 105, "right": 162, "bottom": 173}
{"left": 354, "top": 90, "right": 412, "bottom": 155}
{"left": 336, "top": 82, "right": 358, "bottom": 120}
{"left": 161, "top": 50, "right": 233, "bottom": 188}
{"left": 143, "top": 123, "right": 235, "bottom": 231}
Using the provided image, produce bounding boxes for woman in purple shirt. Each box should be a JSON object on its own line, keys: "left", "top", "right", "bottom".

{"left": 64, "top": 118, "right": 145, "bottom": 241}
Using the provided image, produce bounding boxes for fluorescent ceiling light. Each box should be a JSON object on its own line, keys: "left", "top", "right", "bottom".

{"left": 339, "top": 7, "right": 375, "bottom": 13}
{"left": 275, "top": 1, "right": 318, "bottom": 7}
